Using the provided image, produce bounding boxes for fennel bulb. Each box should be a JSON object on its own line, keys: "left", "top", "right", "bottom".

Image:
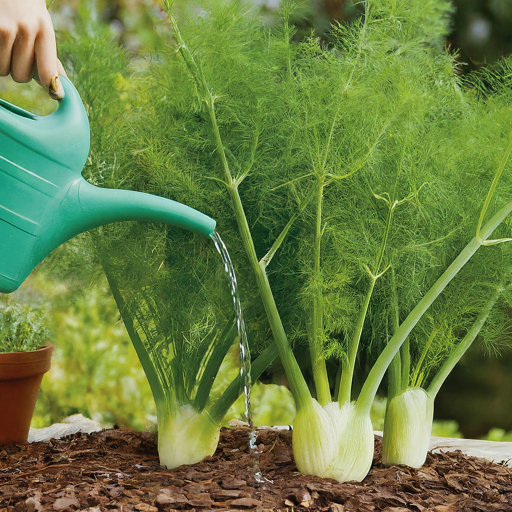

{"left": 293, "top": 400, "right": 374, "bottom": 482}
{"left": 157, "top": 404, "right": 219, "bottom": 469}
{"left": 382, "top": 388, "right": 433, "bottom": 468}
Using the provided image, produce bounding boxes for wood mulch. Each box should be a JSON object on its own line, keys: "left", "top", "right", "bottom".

{"left": 1, "top": 427, "right": 512, "bottom": 511}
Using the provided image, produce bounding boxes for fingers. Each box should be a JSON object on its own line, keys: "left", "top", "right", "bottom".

{"left": 34, "top": 12, "right": 63, "bottom": 98}
{"left": 33, "top": 58, "right": 68, "bottom": 97}
{"left": 0, "top": 22, "right": 16, "bottom": 76}
{"left": 0, "top": 0, "right": 64, "bottom": 100}
{"left": 10, "top": 22, "right": 36, "bottom": 83}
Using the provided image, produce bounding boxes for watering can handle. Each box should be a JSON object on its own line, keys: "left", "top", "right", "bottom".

{"left": 0, "top": 75, "right": 90, "bottom": 174}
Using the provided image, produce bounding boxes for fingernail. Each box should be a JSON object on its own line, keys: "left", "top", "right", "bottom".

{"left": 49, "top": 76, "right": 65, "bottom": 100}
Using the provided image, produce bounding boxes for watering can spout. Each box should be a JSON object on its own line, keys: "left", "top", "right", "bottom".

{"left": 0, "top": 77, "right": 216, "bottom": 294}
{"left": 73, "top": 180, "right": 216, "bottom": 238}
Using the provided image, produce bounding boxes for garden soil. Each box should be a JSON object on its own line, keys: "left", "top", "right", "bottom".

{"left": 1, "top": 427, "right": 512, "bottom": 511}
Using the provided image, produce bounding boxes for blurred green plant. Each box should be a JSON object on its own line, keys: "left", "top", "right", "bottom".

{"left": 432, "top": 421, "right": 463, "bottom": 439}
{"left": 482, "top": 427, "right": 512, "bottom": 442}
{"left": 0, "top": 297, "right": 49, "bottom": 353}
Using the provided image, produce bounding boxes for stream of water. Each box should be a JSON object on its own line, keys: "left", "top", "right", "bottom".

{"left": 211, "top": 231, "right": 269, "bottom": 484}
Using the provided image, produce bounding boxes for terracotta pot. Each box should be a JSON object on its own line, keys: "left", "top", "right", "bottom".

{"left": 0, "top": 343, "right": 53, "bottom": 446}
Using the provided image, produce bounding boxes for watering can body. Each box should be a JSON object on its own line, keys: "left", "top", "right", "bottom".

{"left": 0, "top": 77, "right": 216, "bottom": 294}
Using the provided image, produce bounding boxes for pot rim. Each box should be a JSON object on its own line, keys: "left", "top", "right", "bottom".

{"left": 0, "top": 342, "right": 54, "bottom": 366}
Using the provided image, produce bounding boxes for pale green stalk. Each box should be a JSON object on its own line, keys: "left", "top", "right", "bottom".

{"left": 212, "top": 108, "right": 312, "bottom": 410}
{"left": 387, "top": 267, "right": 402, "bottom": 401}
{"left": 310, "top": 177, "right": 331, "bottom": 405}
{"left": 387, "top": 351, "right": 402, "bottom": 403}
{"left": 400, "top": 338, "right": 411, "bottom": 391}
{"left": 305, "top": 0, "right": 370, "bottom": 405}
{"left": 410, "top": 326, "right": 438, "bottom": 388}
{"left": 338, "top": 278, "right": 376, "bottom": 404}
{"left": 206, "top": 82, "right": 311, "bottom": 409}
{"left": 306, "top": 81, "right": 344, "bottom": 405}
{"left": 390, "top": 266, "right": 411, "bottom": 393}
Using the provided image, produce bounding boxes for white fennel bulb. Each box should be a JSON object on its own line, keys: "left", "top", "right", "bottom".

{"left": 157, "top": 404, "right": 220, "bottom": 469}
{"left": 330, "top": 402, "right": 374, "bottom": 482}
{"left": 293, "top": 400, "right": 374, "bottom": 482}
{"left": 382, "top": 387, "right": 434, "bottom": 468}
{"left": 293, "top": 399, "right": 337, "bottom": 478}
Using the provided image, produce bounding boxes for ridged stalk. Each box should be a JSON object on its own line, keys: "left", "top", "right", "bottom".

{"left": 338, "top": 279, "right": 376, "bottom": 404}
{"left": 400, "top": 338, "right": 411, "bottom": 391}
{"left": 310, "top": 177, "right": 331, "bottom": 405}
{"left": 218, "top": 129, "right": 312, "bottom": 410}
{"left": 387, "top": 267, "right": 402, "bottom": 401}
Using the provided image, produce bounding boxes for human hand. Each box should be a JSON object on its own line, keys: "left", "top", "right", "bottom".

{"left": 0, "top": 0, "right": 66, "bottom": 99}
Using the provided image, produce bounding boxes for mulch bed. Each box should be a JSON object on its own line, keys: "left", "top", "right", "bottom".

{"left": 1, "top": 427, "right": 512, "bottom": 511}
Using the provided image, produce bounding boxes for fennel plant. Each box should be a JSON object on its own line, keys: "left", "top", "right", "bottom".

{"left": 64, "top": 0, "right": 512, "bottom": 480}
{"left": 382, "top": 64, "right": 512, "bottom": 467}
{"left": 59, "top": 14, "right": 278, "bottom": 469}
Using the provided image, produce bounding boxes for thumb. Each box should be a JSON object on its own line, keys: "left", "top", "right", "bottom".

{"left": 33, "top": 16, "right": 64, "bottom": 100}
{"left": 33, "top": 63, "right": 65, "bottom": 100}
{"left": 48, "top": 59, "right": 67, "bottom": 100}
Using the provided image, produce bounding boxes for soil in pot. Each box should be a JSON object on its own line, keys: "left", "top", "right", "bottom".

{"left": 0, "top": 344, "right": 53, "bottom": 445}
{"left": 1, "top": 426, "right": 511, "bottom": 511}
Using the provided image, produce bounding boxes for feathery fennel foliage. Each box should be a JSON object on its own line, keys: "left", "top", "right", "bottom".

{"left": 64, "top": 0, "right": 512, "bottom": 479}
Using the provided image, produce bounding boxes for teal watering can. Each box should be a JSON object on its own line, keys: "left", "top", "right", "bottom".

{"left": 0, "top": 76, "right": 216, "bottom": 294}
